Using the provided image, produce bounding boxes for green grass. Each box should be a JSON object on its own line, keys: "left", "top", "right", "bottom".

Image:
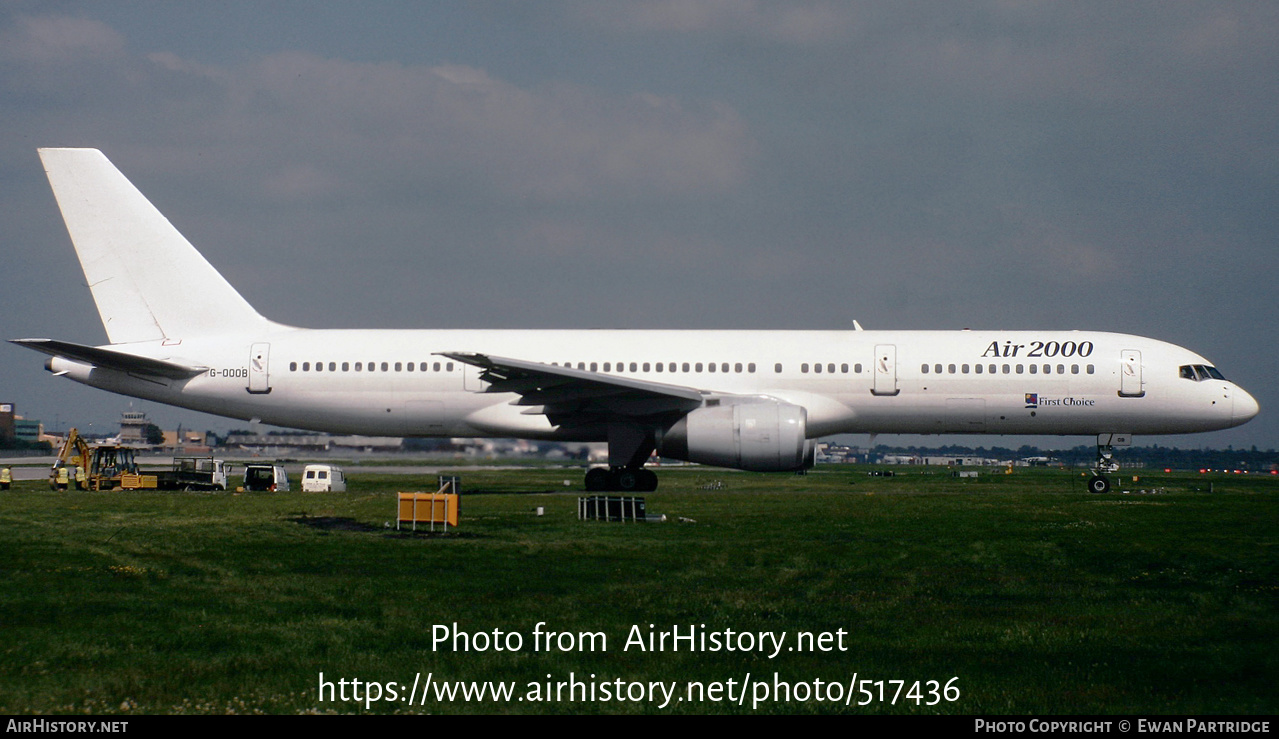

{"left": 0, "top": 466, "right": 1274, "bottom": 714}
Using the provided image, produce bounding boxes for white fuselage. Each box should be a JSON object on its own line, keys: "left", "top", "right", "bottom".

{"left": 49, "top": 327, "right": 1258, "bottom": 441}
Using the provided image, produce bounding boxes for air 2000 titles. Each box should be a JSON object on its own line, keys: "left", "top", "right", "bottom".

{"left": 982, "top": 340, "right": 1094, "bottom": 358}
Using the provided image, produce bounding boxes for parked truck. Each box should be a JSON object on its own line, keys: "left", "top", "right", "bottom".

{"left": 154, "top": 457, "right": 229, "bottom": 491}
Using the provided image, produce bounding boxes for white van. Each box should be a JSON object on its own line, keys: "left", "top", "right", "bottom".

{"left": 302, "top": 464, "right": 347, "bottom": 492}
{"left": 243, "top": 464, "right": 290, "bottom": 492}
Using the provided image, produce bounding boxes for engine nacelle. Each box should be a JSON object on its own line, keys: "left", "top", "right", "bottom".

{"left": 46, "top": 356, "right": 96, "bottom": 384}
{"left": 658, "top": 401, "right": 814, "bottom": 472}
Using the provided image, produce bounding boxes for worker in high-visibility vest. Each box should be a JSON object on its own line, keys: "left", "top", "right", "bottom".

{"left": 74, "top": 466, "right": 87, "bottom": 490}
{"left": 54, "top": 466, "right": 70, "bottom": 490}
{"left": 0, "top": 467, "right": 11, "bottom": 490}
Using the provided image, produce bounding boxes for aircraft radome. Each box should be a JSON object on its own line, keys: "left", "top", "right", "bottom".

{"left": 13, "top": 149, "right": 1260, "bottom": 493}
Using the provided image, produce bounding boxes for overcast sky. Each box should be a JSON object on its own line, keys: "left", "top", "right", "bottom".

{"left": 1, "top": 1, "right": 1274, "bottom": 450}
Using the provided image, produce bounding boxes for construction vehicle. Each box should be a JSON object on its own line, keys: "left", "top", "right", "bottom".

{"left": 51, "top": 430, "right": 154, "bottom": 491}
{"left": 50, "top": 428, "right": 92, "bottom": 490}
{"left": 50, "top": 429, "right": 230, "bottom": 491}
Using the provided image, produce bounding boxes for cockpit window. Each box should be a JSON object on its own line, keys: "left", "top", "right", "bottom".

{"left": 1179, "top": 364, "right": 1226, "bottom": 382}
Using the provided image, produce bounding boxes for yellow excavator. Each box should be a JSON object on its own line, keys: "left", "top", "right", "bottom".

{"left": 50, "top": 428, "right": 156, "bottom": 491}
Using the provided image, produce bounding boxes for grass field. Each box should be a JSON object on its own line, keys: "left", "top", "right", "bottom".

{"left": 0, "top": 465, "right": 1274, "bottom": 714}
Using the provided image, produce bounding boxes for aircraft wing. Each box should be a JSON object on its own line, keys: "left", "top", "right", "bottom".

{"left": 438, "top": 352, "right": 705, "bottom": 421}
{"left": 10, "top": 338, "right": 208, "bottom": 380}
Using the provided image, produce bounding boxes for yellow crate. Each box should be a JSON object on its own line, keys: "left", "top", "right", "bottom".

{"left": 397, "top": 492, "right": 459, "bottom": 529}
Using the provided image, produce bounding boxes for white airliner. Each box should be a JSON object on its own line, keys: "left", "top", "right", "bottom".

{"left": 13, "top": 149, "right": 1260, "bottom": 493}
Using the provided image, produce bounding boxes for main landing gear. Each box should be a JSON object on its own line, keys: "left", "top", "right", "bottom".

{"left": 584, "top": 424, "right": 660, "bottom": 492}
{"left": 1087, "top": 435, "right": 1123, "bottom": 494}
{"left": 585, "top": 466, "right": 659, "bottom": 492}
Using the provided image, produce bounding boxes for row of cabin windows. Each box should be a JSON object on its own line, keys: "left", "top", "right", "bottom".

{"left": 552, "top": 361, "right": 758, "bottom": 374}
{"left": 799, "top": 363, "right": 862, "bottom": 374}
{"left": 921, "top": 363, "right": 1095, "bottom": 376}
{"left": 284, "top": 359, "right": 913, "bottom": 376}
{"left": 547, "top": 362, "right": 864, "bottom": 375}
{"left": 290, "top": 361, "right": 456, "bottom": 373}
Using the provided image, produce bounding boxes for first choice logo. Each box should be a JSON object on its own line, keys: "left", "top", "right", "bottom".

{"left": 1026, "top": 395, "right": 1096, "bottom": 409}
{"left": 982, "top": 340, "right": 1094, "bottom": 358}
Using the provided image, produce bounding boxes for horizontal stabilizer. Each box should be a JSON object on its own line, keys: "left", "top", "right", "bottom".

{"left": 10, "top": 338, "right": 207, "bottom": 379}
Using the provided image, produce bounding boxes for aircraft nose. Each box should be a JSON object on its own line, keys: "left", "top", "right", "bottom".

{"left": 1233, "top": 386, "right": 1260, "bottom": 427}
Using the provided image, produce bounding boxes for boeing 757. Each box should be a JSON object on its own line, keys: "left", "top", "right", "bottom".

{"left": 12, "top": 149, "right": 1260, "bottom": 493}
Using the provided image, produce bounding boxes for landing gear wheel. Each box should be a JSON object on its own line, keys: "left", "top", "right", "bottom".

{"left": 1088, "top": 475, "right": 1111, "bottom": 494}
{"left": 615, "top": 469, "right": 639, "bottom": 491}
{"left": 583, "top": 467, "right": 660, "bottom": 492}
{"left": 584, "top": 468, "right": 610, "bottom": 492}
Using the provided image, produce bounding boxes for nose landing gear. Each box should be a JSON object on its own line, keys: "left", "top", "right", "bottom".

{"left": 1088, "top": 433, "right": 1127, "bottom": 493}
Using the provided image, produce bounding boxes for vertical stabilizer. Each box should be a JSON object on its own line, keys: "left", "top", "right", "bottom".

{"left": 38, "top": 148, "right": 273, "bottom": 344}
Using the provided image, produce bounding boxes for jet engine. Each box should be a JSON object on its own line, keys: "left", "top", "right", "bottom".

{"left": 658, "top": 401, "right": 815, "bottom": 472}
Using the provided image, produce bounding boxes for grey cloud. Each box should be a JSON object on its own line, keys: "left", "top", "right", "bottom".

{"left": 2, "top": 17, "right": 755, "bottom": 207}
{"left": 573, "top": 0, "right": 856, "bottom": 46}
{"left": 0, "top": 14, "right": 124, "bottom": 65}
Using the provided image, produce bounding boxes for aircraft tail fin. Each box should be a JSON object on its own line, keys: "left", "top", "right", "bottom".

{"left": 38, "top": 148, "right": 274, "bottom": 344}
